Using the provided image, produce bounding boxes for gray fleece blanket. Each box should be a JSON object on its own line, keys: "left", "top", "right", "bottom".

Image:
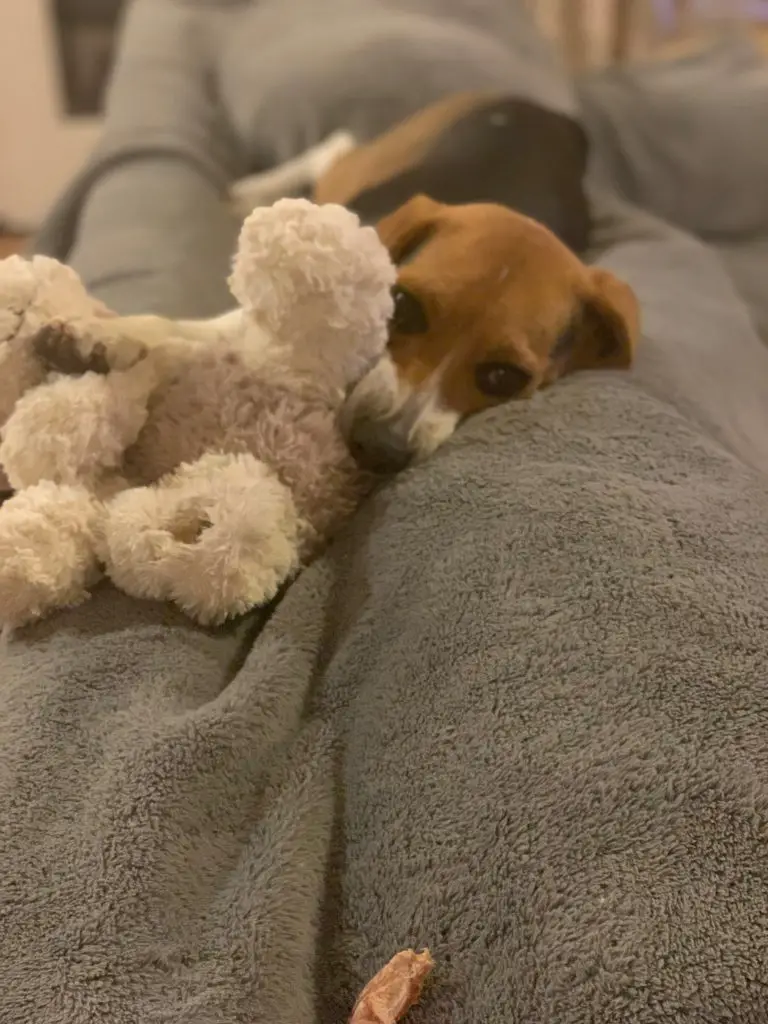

{"left": 5, "top": 3, "right": 768, "bottom": 1021}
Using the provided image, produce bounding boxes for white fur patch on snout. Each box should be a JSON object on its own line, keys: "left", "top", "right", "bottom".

{"left": 342, "top": 354, "right": 460, "bottom": 460}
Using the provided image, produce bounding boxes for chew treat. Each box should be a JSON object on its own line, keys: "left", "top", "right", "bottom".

{"left": 350, "top": 948, "right": 435, "bottom": 1024}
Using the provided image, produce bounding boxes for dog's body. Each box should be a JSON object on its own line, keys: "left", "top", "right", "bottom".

{"left": 232, "top": 92, "right": 591, "bottom": 253}
{"left": 33, "top": 93, "right": 639, "bottom": 476}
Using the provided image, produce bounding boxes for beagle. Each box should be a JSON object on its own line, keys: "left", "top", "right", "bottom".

{"left": 338, "top": 194, "right": 639, "bottom": 472}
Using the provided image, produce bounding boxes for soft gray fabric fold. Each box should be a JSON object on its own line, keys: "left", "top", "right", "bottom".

{"left": 33, "top": 0, "right": 245, "bottom": 315}
{"left": 5, "top": 4, "right": 768, "bottom": 1021}
{"left": 580, "top": 35, "right": 768, "bottom": 343}
{"left": 580, "top": 35, "right": 768, "bottom": 241}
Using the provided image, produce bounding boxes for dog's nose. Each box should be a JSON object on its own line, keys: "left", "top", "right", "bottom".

{"left": 346, "top": 416, "right": 414, "bottom": 474}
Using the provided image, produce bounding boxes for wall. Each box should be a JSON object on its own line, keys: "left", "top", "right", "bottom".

{"left": 0, "top": 0, "right": 101, "bottom": 229}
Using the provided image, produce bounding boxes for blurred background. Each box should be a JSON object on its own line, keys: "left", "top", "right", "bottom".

{"left": 1, "top": 0, "right": 767, "bottom": 252}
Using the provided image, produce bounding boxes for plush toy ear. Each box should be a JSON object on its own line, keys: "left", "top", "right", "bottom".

{"left": 375, "top": 194, "right": 442, "bottom": 265}
{"left": 555, "top": 268, "right": 640, "bottom": 374}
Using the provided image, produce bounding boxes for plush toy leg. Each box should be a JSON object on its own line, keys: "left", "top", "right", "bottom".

{"left": 100, "top": 452, "right": 303, "bottom": 626}
{"left": 0, "top": 363, "right": 155, "bottom": 490}
{"left": 0, "top": 483, "right": 104, "bottom": 629}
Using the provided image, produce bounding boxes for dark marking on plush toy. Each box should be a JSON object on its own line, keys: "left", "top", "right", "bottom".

{"left": 33, "top": 322, "right": 111, "bottom": 375}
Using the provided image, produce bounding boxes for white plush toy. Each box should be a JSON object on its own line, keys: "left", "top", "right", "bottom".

{"left": 0, "top": 199, "right": 396, "bottom": 629}
{"left": 0, "top": 254, "right": 147, "bottom": 487}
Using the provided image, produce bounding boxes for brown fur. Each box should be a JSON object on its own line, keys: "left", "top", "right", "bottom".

{"left": 314, "top": 91, "right": 496, "bottom": 206}
{"left": 376, "top": 194, "right": 639, "bottom": 418}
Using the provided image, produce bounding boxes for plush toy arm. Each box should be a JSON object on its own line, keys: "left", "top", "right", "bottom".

{"left": 0, "top": 255, "right": 145, "bottom": 436}
{"left": 0, "top": 364, "right": 155, "bottom": 491}
{"left": 1, "top": 253, "right": 240, "bottom": 385}
{"left": 33, "top": 309, "right": 244, "bottom": 379}
{"left": 100, "top": 452, "right": 303, "bottom": 625}
{"left": 0, "top": 254, "right": 119, "bottom": 371}
{"left": 0, "top": 483, "right": 104, "bottom": 629}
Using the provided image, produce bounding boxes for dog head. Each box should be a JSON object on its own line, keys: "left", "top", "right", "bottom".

{"left": 339, "top": 195, "right": 639, "bottom": 472}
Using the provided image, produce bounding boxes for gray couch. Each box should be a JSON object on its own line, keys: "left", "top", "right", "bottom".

{"left": 4, "top": 2, "right": 768, "bottom": 1021}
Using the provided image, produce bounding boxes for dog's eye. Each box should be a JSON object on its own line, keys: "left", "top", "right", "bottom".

{"left": 390, "top": 286, "right": 428, "bottom": 335}
{"left": 475, "top": 361, "right": 532, "bottom": 399}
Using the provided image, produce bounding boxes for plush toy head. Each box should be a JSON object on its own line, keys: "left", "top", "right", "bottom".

{"left": 229, "top": 198, "right": 397, "bottom": 398}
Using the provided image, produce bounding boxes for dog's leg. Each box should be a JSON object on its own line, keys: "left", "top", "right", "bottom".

{"left": 229, "top": 130, "right": 357, "bottom": 218}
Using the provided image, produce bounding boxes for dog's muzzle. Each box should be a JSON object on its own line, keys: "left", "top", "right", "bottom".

{"left": 344, "top": 414, "right": 414, "bottom": 474}
{"left": 339, "top": 355, "right": 460, "bottom": 474}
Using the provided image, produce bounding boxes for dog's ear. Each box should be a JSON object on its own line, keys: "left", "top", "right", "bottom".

{"left": 375, "top": 194, "right": 441, "bottom": 264}
{"left": 554, "top": 268, "right": 640, "bottom": 374}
